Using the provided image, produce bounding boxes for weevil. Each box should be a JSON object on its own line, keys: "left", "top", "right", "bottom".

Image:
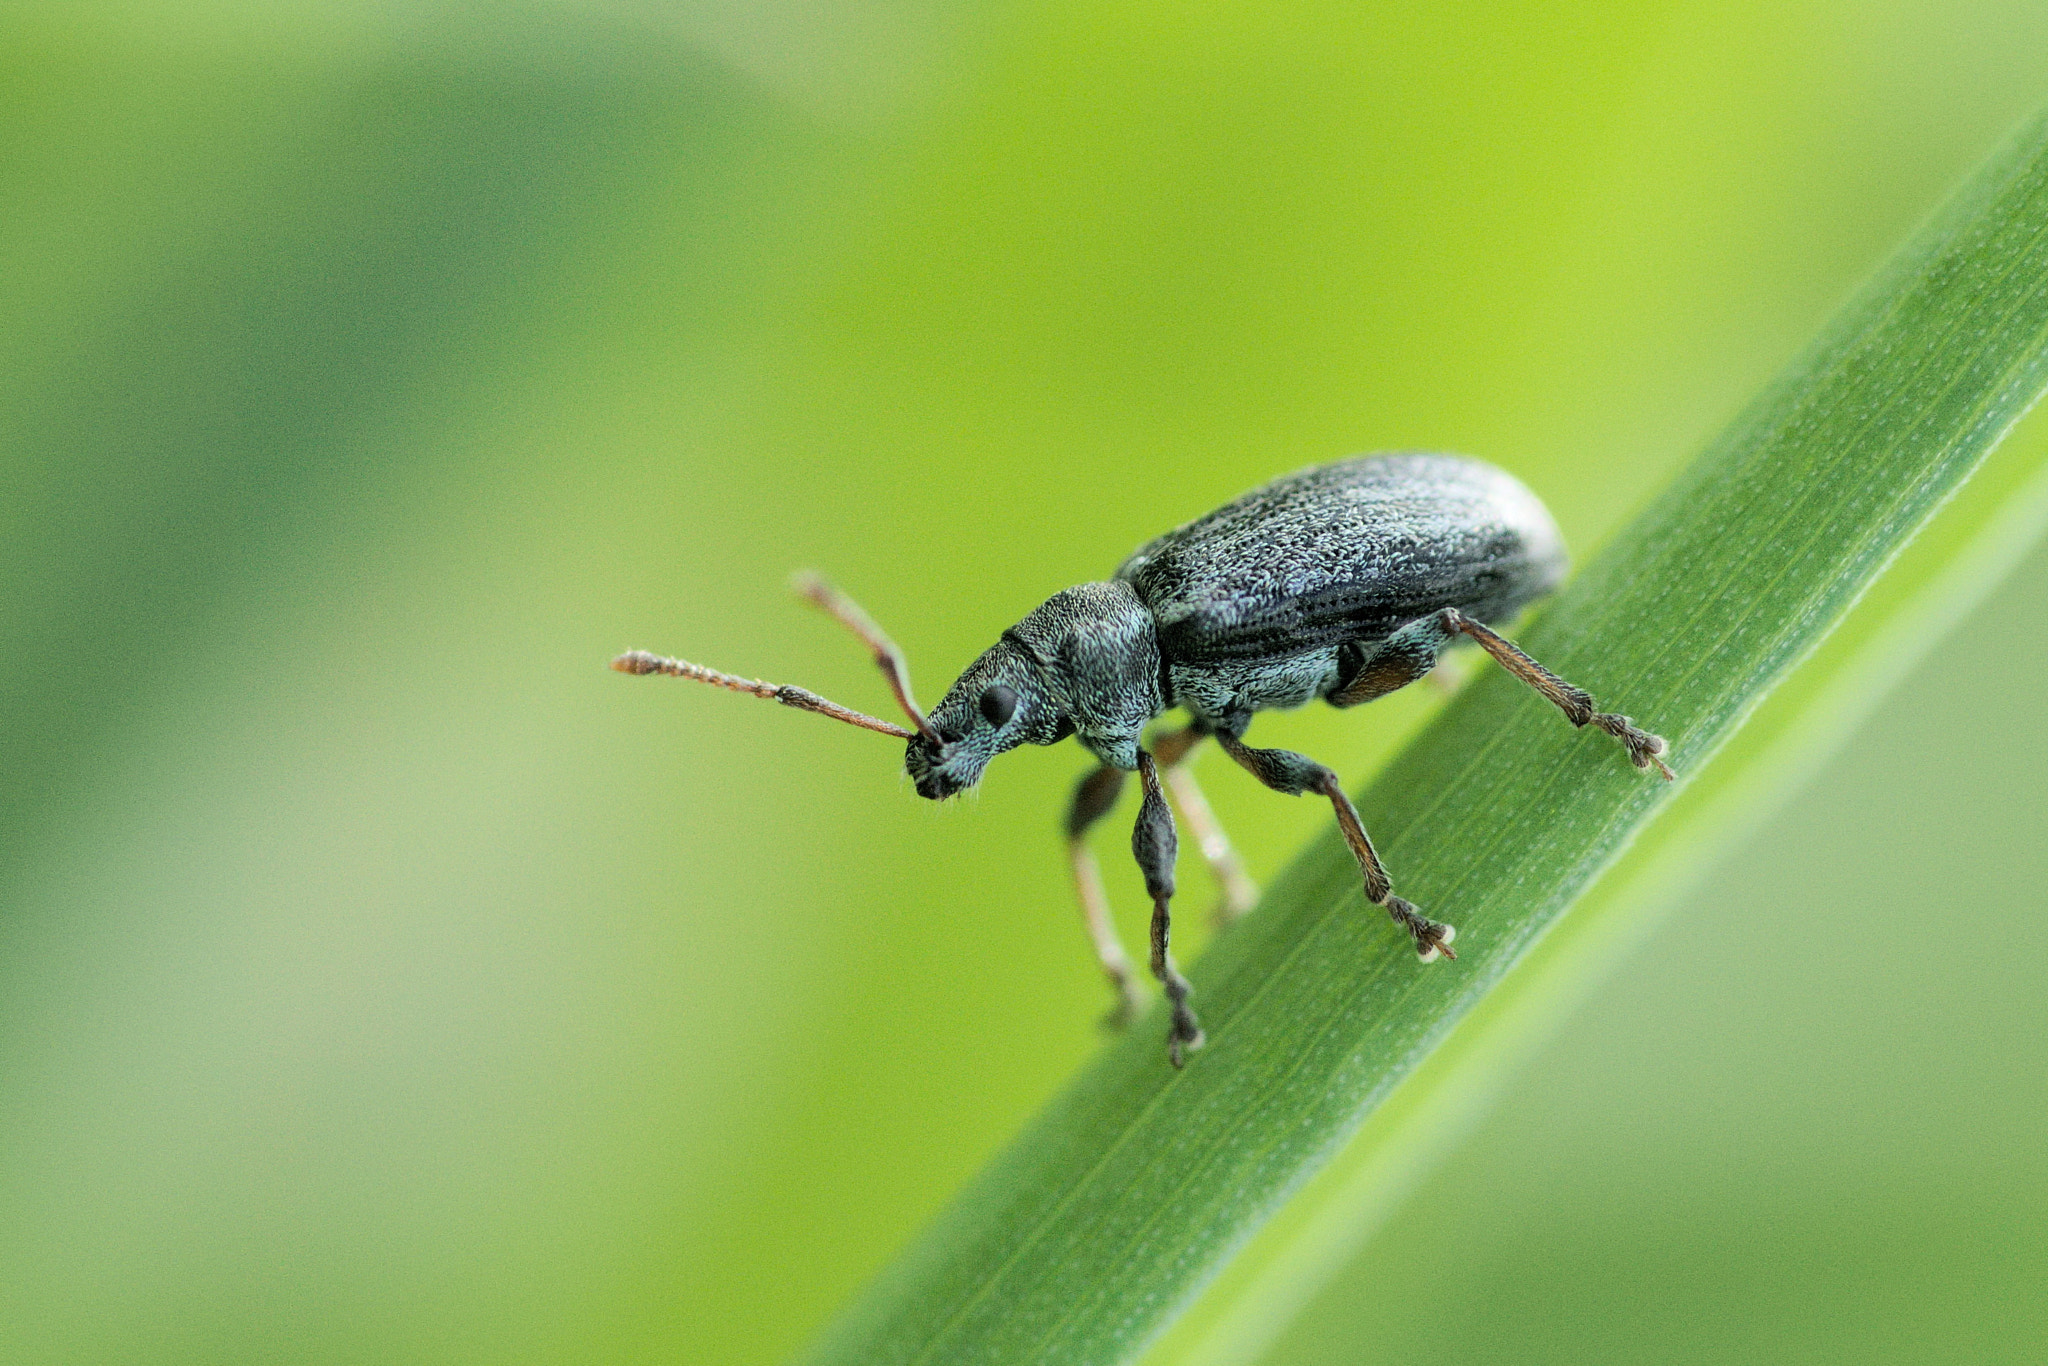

{"left": 615, "top": 453, "right": 1672, "bottom": 1066}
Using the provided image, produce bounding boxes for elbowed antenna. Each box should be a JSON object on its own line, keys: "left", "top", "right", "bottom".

{"left": 611, "top": 651, "right": 917, "bottom": 740}
{"left": 610, "top": 572, "right": 939, "bottom": 745}
{"left": 789, "top": 572, "right": 944, "bottom": 747}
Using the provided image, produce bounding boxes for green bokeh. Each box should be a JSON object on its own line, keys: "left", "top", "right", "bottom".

{"left": 2, "top": 4, "right": 2044, "bottom": 1362}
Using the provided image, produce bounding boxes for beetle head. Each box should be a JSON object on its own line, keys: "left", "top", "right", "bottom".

{"left": 612, "top": 575, "right": 1146, "bottom": 802}
{"left": 905, "top": 638, "right": 1069, "bottom": 799}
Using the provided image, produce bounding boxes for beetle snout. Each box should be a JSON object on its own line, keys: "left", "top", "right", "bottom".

{"left": 906, "top": 736, "right": 969, "bottom": 800}
{"left": 914, "top": 767, "right": 964, "bottom": 800}
{"left": 906, "top": 728, "right": 994, "bottom": 799}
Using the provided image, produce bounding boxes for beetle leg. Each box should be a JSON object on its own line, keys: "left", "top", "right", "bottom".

{"left": 1214, "top": 731, "right": 1456, "bottom": 962}
{"left": 1440, "top": 609, "right": 1675, "bottom": 779}
{"left": 1134, "top": 750, "right": 1205, "bottom": 1067}
{"left": 1329, "top": 614, "right": 1452, "bottom": 708}
{"left": 1164, "top": 764, "right": 1261, "bottom": 927}
{"left": 1064, "top": 764, "right": 1144, "bottom": 1029}
{"left": 1149, "top": 722, "right": 1260, "bottom": 926}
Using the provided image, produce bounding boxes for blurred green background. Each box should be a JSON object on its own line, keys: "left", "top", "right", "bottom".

{"left": 3, "top": 3, "right": 2046, "bottom": 1363}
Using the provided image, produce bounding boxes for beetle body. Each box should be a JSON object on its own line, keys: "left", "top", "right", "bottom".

{"left": 907, "top": 454, "right": 1568, "bottom": 794}
{"left": 618, "top": 452, "right": 1667, "bottom": 1066}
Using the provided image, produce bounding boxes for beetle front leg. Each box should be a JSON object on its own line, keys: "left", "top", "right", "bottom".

{"left": 1064, "top": 764, "right": 1145, "bottom": 1029}
{"left": 1440, "top": 609, "right": 1674, "bottom": 779}
{"left": 1214, "top": 731, "right": 1456, "bottom": 962}
{"left": 1134, "top": 750, "right": 1205, "bottom": 1067}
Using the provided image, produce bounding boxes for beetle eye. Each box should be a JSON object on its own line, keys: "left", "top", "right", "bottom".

{"left": 978, "top": 684, "right": 1018, "bottom": 728}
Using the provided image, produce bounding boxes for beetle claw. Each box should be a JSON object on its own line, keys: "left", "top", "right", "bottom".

{"left": 1594, "top": 712, "right": 1675, "bottom": 779}
{"left": 1416, "top": 919, "right": 1458, "bottom": 962}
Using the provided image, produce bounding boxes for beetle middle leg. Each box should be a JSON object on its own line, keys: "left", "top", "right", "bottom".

{"left": 1150, "top": 722, "right": 1260, "bottom": 926}
{"left": 1213, "top": 730, "right": 1456, "bottom": 962}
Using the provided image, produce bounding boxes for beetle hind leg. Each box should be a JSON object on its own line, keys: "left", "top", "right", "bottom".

{"left": 1332, "top": 610, "right": 1673, "bottom": 779}
{"left": 1213, "top": 732, "right": 1455, "bottom": 962}
{"left": 1328, "top": 615, "right": 1453, "bottom": 709}
{"left": 1440, "top": 609, "right": 1674, "bottom": 779}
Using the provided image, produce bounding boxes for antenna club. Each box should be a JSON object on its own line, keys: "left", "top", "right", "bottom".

{"left": 612, "top": 651, "right": 662, "bottom": 675}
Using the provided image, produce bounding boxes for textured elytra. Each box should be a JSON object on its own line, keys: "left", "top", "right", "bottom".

{"left": 1118, "top": 453, "right": 1568, "bottom": 667}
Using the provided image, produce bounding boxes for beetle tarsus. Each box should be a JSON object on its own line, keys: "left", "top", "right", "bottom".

{"left": 1593, "top": 712, "right": 1675, "bottom": 779}
{"left": 1389, "top": 899, "right": 1457, "bottom": 961}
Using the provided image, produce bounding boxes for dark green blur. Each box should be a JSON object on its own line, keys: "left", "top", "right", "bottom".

{"left": 1, "top": 4, "right": 2043, "bottom": 1363}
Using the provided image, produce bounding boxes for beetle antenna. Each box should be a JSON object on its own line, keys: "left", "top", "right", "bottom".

{"left": 789, "top": 572, "right": 945, "bottom": 747}
{"left": 611, "top": 650, "right": 917, "bottom": 740}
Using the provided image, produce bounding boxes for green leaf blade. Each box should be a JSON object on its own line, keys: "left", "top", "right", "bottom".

{"left": 803, "top": 104, "right": 2048, "bottom": 1366}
